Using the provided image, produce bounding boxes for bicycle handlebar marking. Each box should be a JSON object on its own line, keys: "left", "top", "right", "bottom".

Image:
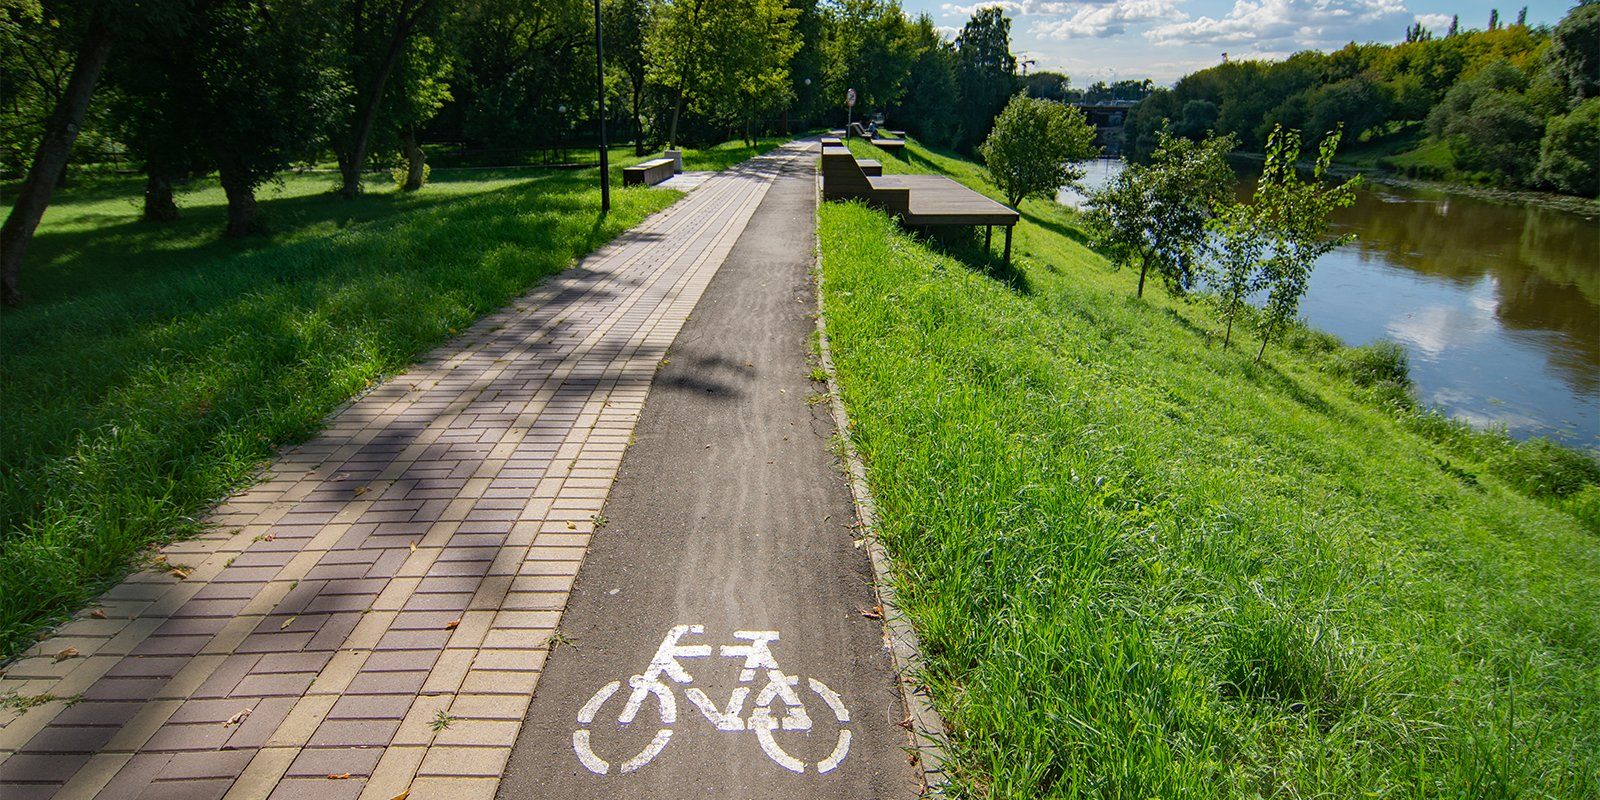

{"left": 572, "top": 624, "right": 853, "bottom": 775}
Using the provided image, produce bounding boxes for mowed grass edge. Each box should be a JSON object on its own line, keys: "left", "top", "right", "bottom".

{"left": 0, "top": 140, "right": 781, "bottom": 661}
{"left": 819, "top": 139, "right": 1600, "bottom": 797}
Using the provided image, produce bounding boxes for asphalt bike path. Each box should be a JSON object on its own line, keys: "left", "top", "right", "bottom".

{"left": 496, "top": 144, "right": 920, "bottom": 799}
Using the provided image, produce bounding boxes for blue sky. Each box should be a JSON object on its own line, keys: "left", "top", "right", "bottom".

{"left": 900, "top": 1, "right": 1575, "bottom": 86}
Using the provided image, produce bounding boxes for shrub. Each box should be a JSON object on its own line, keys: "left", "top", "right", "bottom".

{"left": 1338, "top": 340, "right": 1411, "bottom": 388}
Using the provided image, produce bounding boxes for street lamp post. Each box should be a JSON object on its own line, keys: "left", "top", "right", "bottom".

{"left": 593, "top": 0, "right": 609, "bottom": 212}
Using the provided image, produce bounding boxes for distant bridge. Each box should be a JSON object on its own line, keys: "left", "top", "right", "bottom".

{"left": 1069, "top": 100, "right": 1139, "bottom": 155}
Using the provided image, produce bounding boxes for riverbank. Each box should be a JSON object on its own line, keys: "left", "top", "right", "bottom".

{"left": 824, "top": 137, "right": 1600, "bottom": 797}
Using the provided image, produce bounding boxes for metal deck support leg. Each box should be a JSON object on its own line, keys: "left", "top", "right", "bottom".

{"left": 1003, "top": 225, "right": 1013, "bottom": 266}
{"left": 985, "top": 225, "right": 992, "bottom": 251}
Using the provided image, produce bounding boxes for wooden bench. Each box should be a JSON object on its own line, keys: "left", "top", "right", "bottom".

{"left": 623, "top": 157, "right": 676, "bottom": 187}
{"left": 820, "top": 147, "right": 1019, "bottom": 263}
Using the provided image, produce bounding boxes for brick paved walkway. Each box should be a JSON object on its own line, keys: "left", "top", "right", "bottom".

{"left": 0, "top": 143, "right": 808, "bottom": 800}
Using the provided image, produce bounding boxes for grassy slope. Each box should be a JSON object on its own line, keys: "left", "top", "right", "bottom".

{"left": 822, "top": 139, "right": 1600, "bottom": 797}
{"left": 0, "top": 141, "right": 771, "bottom": 659}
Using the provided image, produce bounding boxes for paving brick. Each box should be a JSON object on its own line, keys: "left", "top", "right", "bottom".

{"left": 285, "top": 746, "right": 384, "bottom": 778}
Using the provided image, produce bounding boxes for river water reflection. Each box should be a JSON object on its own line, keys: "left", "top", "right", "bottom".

{"left": 1060, "top": 159, "right": 1600, "bottom": 447}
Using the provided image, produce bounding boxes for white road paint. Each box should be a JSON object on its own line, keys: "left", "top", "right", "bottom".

{"left": 572, "top": 625, "right": 854, "bottom": 775}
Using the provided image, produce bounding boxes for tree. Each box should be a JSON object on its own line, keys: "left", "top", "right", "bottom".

{"left": 953, "top": 6, "right": 1017, "bottom": 150}
{"left": 1252, "top": 125, "right": 1359, "bottom": 363}
{"left": 1207, "top": 201, "right": 1269, "bottom": 349}
{"left": 821, "top": 0, "right": 915, "bottom": 122}
{"left": 896, "top": 13, "right": 959, "bottom": 145}
{"left": 1546, "top": 1, "right": 1600, "bottom": 105}
{"left": 1085, "top": 130, "right": 1235, "bottom": 298}
{"left": 1449, "top": 14, "right": 1459, "bottom": 36}
{"left": 333, "top": 0, "right": 444, "bottom": 197}
{"left": 1536, "top": 97, "right": 1600, "bottom": 196}
{"left": 104, "top": 2, "right": 216, "bottom": 221}
{"left": 605, "top": 0, "right": 652, "bottom": 154}
{"left": 707, "top": 0, "right": 799, "bottom": 143}
{"left": 450, "top": 0, "right": 590, "bottom": 151}
{"left": 0, "top": 0, "right": 116, "bottom": 306}
{"left": 192, "top": 0, "right": 345, "bottom": 235}
{"left": 1489, "top": 8, "right": 1500, "bottom": 31}
{"left": 1023, "top": 70, "right": 1069, "bottom": 101}
{"left": 1516, "top": 6, "right": 1527, "bottom": 27}
{"left": 979, "top": 95, "right": 1097, "bottom": 208}
{"left": 647, "top": 0, "right": 710, "bottom": 149}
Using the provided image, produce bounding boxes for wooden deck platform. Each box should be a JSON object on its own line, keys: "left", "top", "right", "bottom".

{"left": 820, "top": 144, "right": 1019, "bottom": 262}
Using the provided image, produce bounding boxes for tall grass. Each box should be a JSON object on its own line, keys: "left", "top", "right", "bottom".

{"left": 821, "top": 139, "right": 1600, "bottom": 797}
{"left": 0, "top": 159, "right": 693, "bottom": 660}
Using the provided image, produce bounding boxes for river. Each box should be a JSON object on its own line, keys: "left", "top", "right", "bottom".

{"left": 1060, "top": 159, "right": 1600, "bottom": 448}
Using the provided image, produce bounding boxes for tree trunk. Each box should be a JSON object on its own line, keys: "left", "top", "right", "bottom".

{"left": 401, "top": 127, "right": 425, "bottom": 191}
{"left": 631, "top": 82, "right": 645, "bottom": 156}
{"left": 1136, "top": 261, "right": 1147, "bottom": 298}
{"left": 668, "top": 91, "right": 684, "bottom": 151}
{"left": 1255, "top": 320, "right": 1274, "bottom": 364}
{"left": 0, "top": 17, "right": 113, "bottom": 306}
{"left": 1222, "top": 297, "right": 1236, "bottom": 348}
{"left": 219, "top": 167, "right": 261, "bottom": 237}
{"left": 339, "top": 0, "right": 438, "bottom": 198}
{"left": 143, "top": 173, "right": 180, "bottom": 221}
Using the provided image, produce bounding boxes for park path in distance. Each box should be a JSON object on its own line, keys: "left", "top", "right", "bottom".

{"left": 0, "top": 140, "right": 914, "bottom": 800}
{"left": 495, "top": 144, "right": 918, "bottom": 799}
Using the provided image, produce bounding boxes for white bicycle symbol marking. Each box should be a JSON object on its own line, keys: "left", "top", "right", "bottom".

{"left": 572, "top": 624, "right": 851, "bottom": 775}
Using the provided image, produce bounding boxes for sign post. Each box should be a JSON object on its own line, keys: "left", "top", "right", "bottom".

{"left": 845, "top": 88, "right": 856, "bottom": 138}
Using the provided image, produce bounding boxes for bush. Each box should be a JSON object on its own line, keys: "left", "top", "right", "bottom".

{"left": 1493, "top": 438, "right": 1600, "bottom": 499}
{"left": 1339, "top": 340, "right": 1410, "bottom": 388}
{"left": 1536, "top": 97, "right": 1600, "bottom": 197}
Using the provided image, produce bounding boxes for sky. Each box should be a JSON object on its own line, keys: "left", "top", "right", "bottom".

{"left": 900, "top": 1, "right": 1576, "bottom": 86}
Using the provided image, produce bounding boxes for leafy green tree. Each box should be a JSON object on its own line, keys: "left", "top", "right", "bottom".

{"left": 708, "top": 0, "right": 799, "bottom": 143}
{"left": 604, "top": 0, "right": 652, "bottom": 154}
{"left": 451, "top": 0, "right": 590, "bottom": 150}
{"left": 1536, "top": 97, "right": 1600, "bottom": 196}
{"left": 647, "top": 0, "right": 712, "bottom": 149}
{"left": 1545, "top": 0, "right": 1599, "bottom": 104}
{"left": 1085, "top": 131, "right": 1235, "bottom": 298}
{"left": 1252, "top": 125, "right": 1359, "bottom": 363}
{"left": 896, "top": 13, "right": 958, "bottom": 145}
{"left": 332, "top": 0, "right": 445, "bottom": 197}
{"left": 953, "top": 6, "right": 1017, "bottom": 150}
{"left": 1207, "top": 201, "right": 1269, "bottom": 349}
{"left": 103, "top": 5, "right": 214, "bottom": 221}
{"left": 979, "top": 95, "right": 1097, "bottom": 208}
{"left": 1178, "top": 99, "right": 1219, "bottom": 139}
{"left": 1023, "top": 70, "right": 1069, "bottom": 101}
{"left": 384, "top": 33, "right": 452, "bottom": 191}
{"left": 820, "top": 0, "right": 915, "bottom": 122}
{"left": 192, "top": 0, "right": 345, "bottom": 235}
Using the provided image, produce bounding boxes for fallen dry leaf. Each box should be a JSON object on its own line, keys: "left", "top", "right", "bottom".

{"left": 444, "top": 619, "right": 461, "bottom": 630}
{"left": 353, "top": 485, "right": 369, "bottom": 497}
{"left": 88, "top": 609, "right": 107, "bottom": 619}
{"left": 169, "top": 567, "right": 190, "bottom": 580}
{"left": 263, "top": 533, "right": 276, "bottom": 542}
{"left": 390, "top": 792, "right": 410, "bottom": 800}
{"left": 279, "top": 616, "right": 297, "bottom": 630}
{"left": 566, "top": 521, "right": 576, "bottom": 530}
{"left": 327, "top": 773, "right": 351, "bottom": 780}
{"left": 861, "top": 605, "right": 883, "bottom": 620}
{"left": 896, "top": 715, "right": 913, "bottom": 730}
{"left": 224, "top": 707, "right": 253, "bottom": 727}
{"left": 54, "top": 646, "right": 80, "bottom": 662}
{"left": 408, "top": 541, "right": 418, "bottom": 553}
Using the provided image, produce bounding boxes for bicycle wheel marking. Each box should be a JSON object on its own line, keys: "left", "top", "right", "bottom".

{"left": 572, "top": 624, "right": 853, "bottom": 776}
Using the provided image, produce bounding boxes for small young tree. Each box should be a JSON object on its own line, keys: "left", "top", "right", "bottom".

{"left": 979, "top": 94, "right": 1097, "bottom": 209}
{"left": 1085, "top": 130, "right": 1235, "bottom": 298}
{"left": 1207, "top": 201, "right": 1268, "bottom": 349}
{"left": 1252, "top": 125, "right": 1360, "bottom": 363}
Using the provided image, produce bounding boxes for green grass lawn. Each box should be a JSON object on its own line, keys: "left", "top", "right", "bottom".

{"left": 823, "top": 139, "right": 1600, "bottom": 797}
{"left": 0, "top": 141, "right": 772, "bottom": 660}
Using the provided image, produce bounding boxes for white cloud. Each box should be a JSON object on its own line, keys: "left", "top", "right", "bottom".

{"left": 1030, "top": 0, "right": 1182, "bottom": 39}
{"left": 1145, "top": 0, "right": 1412, "bottom": 49}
